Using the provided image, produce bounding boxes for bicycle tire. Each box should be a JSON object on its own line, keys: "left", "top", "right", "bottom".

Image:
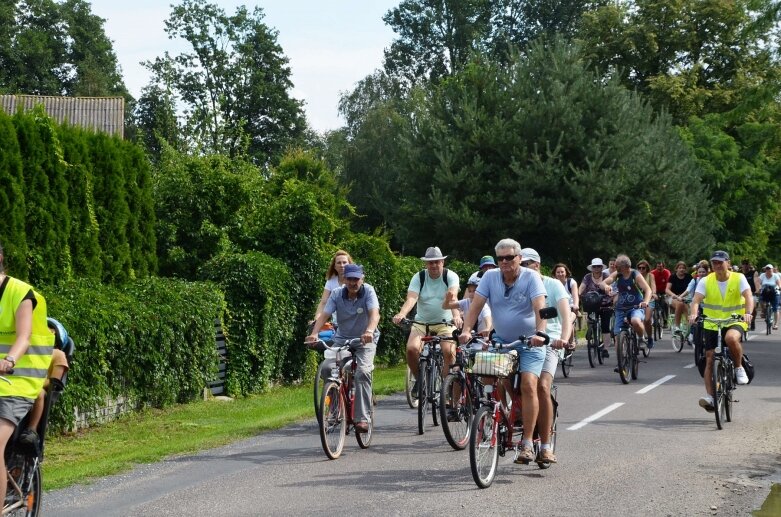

{"left": 616, "top": 331, "right": 631, "bottom": 384}
{"left": 4, "top": 453, "right": 41, "bottom": 517}
{"left": 537, "top": 387, "right": 558, "bottom": 470}
{"left": 405, "top": 366, "right": 419, "bottom": 409}
{"left": 767, "top": 303, "right": 773, "bottom": 335}
{"left": 469, "top": 405, "right": 499, "bottom": 489}
{"left": 724, "top": 363, "right": 733, "bottom": 423}
{"left": 417, "top": 360, "right": 429, "bottom": 435}
{"left": 356, "top": 388, "right": 374, "bottom": 449}
{"left": 713, "top": 358, "right": 725, "bottom": 430}
{"left": 313, "top": 361, "right": 326, "bottom": 424}
{"left": 586, "top": 325, "right": 597, "bottom": 368}
{"left": 561, "top": 350, "right": 572, "bottom": 378}
{"left": 431, "top": 362, "right": 442, "bottom": 428}
{"left": 671, "top": 331, "right": 683, "bottom": 352}
{"left": 641, "top": 339, "right": 650, "bottom": 358}
{"left": 631, "top": 334, "right": 639, "bottom": 380}
{"left": 319, "top": 381, "right": 346, "bottom": 459}
{"left": 440, "top": 374, "right": 472, "bottom": 450}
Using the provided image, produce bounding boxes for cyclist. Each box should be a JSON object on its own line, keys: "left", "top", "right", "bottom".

{"left": 651, "top": 261, "right": 672, "bottom": 326}
{"left": 689, "top": 251, "right": 753, "bottom": 411}
{"left": 755, "top": 264, "right": 781, "bottom": 330}
{"left": 579, "top": 258, "right": 612, "bottom": 358}
{"left": 600, "top": 254, "right": 652, "bottom": 351}
{"left": 740, "top": 259, "right": 758, "bottom": 330}
{"left": 459, "top": 238, "right": 547, "bottom": 463}
{"left": 0, "top": 241, "right": 55, "bottom": 504}
{"left": 608, "top": 257, "right": 617, "bottom": 275}
{"left": 306, "top": 264, "right": 380, "bottom": 433}
{"left": 521, "top": 248, "right": 571, "bottom": 464}
{"left": 666, "top": 261, "right": 691, "bottom": 333}
{"left": 636, "top": 260, "right": 657, "bottom": 348}
{"left": 443, "top": 272, "right": 492, "bottom": 337}
{"left": 393, "top": 247, "right": 460, "bottom": 385}
{"left": 312, "top": 250, "right": 353, "bottom": 324}
{"left": 553, "top": 263, "right": 579, "bottom": 322}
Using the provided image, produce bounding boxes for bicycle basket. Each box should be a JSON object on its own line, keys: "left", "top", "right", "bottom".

{"left": 472, "top": 352, "right": 515, "bottom": 377}
{"left": 582, "top": 291, "right": 602, "bottom": 313}
{"left": 760, "top": 285, "right": 776, "bottom": 302}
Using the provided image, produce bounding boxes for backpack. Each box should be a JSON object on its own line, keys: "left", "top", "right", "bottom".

{"left": 419, "top": 268, "right": 450, "bottom": 290}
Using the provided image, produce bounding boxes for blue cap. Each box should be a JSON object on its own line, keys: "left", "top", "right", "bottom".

{"left": 710, "top": 250, "right": 730, "bottom": 262}
{"left": 343, "top": 264, "right": 364, "bottom": 279}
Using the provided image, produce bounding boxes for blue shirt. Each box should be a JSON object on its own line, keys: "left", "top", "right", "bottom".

{"left": 325, "top": 284, "right": 380, "bottom": 340}
{"left": 476, "top": 268, "right": 546, "bottom": 342}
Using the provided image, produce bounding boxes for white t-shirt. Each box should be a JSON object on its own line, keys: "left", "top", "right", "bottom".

{"left": 458, "top": 298, "right": 491, "bottom": 332}
{"left": 325, "top": 275, "right": 342, "bottom": 291}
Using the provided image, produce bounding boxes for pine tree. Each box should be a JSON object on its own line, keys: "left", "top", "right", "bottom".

{"left": 0, "top": 111, "right": 28, "bottom": 279}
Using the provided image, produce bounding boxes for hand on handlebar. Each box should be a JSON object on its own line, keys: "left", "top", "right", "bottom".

{"left": 529, "top": 334, "right": 547, "bottom": 347}
{"left": 304, "top": 334, "right": 318, "bottom": 344}
{"left": 392, "top": 314, "right": 405, "bottom": 325}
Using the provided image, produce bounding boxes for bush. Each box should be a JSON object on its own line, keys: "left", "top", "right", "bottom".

{"left": 43, "top": 278, "right": 224, "bottom": 432}
{"left": 199, "top": 252, "right": 298, "bottom": 395}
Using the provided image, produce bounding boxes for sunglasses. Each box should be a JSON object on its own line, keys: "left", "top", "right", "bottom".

{"left": 520, "top": 260, "right": 532, "bottom": 267}
{"left": 638, "top": 265, "right": 648, "bottom": 270}
{"left": 496, "top": 255, "right": 517, "bottom": 263}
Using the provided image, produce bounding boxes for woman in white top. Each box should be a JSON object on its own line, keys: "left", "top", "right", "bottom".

{"left": 313, "top": 250, "right": 353, "bottom": 323}
{"left": 755, "top": 264, "right": 781, "bottom": 329}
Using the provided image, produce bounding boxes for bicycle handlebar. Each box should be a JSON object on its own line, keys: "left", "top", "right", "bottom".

{"left": 305, "top": 337, "right": 363, "bottom": 352}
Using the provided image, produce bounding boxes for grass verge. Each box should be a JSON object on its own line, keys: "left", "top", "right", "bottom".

{"left": 43, "top": 364, "right": 407, "bottom": 490}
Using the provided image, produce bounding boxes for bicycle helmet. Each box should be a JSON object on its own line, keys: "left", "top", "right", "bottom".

{"left": 467, "top": 272, "right": 481, "bottom": 286}
{"left": 47, "top": 317, "right": 68, "bottom": 350}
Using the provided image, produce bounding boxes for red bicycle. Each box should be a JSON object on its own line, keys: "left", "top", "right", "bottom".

{"left": 315, "top": 338, "right": 374, "bottom": 459}
{"left": 468, "top": 332, "right": 559, "bottom": 488}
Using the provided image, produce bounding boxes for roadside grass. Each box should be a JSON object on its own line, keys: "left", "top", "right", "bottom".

{"left": 44, "top": 364, "right": 407, "bottom": 490}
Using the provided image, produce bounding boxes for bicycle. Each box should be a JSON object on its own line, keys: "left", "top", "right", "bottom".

{"left": 3, "top": 337, "right": 73, "bottom": 517}
{"left": 582, "top": 292, "right": 606, "bottom": 369}
{"left": 671, "top": 320, "right": 693, "bottom": 353}
{"left": 314, "top": 338, "right": 374, "bottom": 459}
{"left": 468, "top": 333, "right": 558, "bottom": 489}
{"left": 652, "top": 297, "right": 665, "bottom": 341}
{"left": 310, "top": 325, "right": 336, "bottom": 425}
{"left": 759, "top": 286, "right": 776, "bottom": 335}
{"left": 557, "top": 309, "right": 576, "bottom": 378}
{"left": 439, "top": 335, "right": 485, "bottom": 450}
{"left": 699, "top": 315, "right": 744, "bottom": 430}
{"left": 615, "top": 306, "right": 643, "bottom": 384}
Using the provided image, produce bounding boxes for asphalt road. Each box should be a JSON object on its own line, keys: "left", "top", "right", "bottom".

{"left": 46, "top": 329, "right": 781, "bottom": 516}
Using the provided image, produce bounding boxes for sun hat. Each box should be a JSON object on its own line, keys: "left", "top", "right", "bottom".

{"left": 587, "top": 258, "right": 605, "bottom": 271}
{"left": 479, "top": 255, "right": 496, "bottom": 268}
{"left": 343, "top": 264, "right": 364, "bottom": 279}
{"left": 421, "top": 246, "right": 447, "bottom": 261}
{"left": 520, "top": 248, "right": 541, "bottom": 264}
{"left": 467, "top": 272, "right": 481, "bottom": 286}
{"left": 764, "top": 264, "right": 774, "bottom": 270}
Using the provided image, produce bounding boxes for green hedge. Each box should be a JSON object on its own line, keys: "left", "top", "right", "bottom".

{"left": 199, "top": 252, "right": 298, "bottom": 396}
{"left": 43, "top": 278, "right": 224, "bottom": 432}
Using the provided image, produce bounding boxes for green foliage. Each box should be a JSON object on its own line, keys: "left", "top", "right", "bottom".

{"left": 199, "top": 252, "right": 297, "bottom": 395}
{"left": 0, "top": 109, "right": 28, "bottom": 278}
{"left": 144, "top": 0, "right": 305, "bottom": 164}
{"left": 132, "top": 84, "right": 183, "bottom": 162}
{"left": 123, "top": 144, "right": 157, "bottom": 277}
{"left": 43, "top": 277, "right": 224, "bottom": 432}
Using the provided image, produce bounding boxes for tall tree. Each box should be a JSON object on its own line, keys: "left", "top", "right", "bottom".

{"left": 0, "top": 110, "right": 28, "bottom": 279}
{"left": 133, "top": 84, "right": 183, "bottom": 162}
{"left": 145, "top": 0, "right": 305, "bottom": 164}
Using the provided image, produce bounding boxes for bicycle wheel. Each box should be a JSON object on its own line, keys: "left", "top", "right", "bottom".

{"left": 616, "top": 331, "right": 631, "bottom": 384}
{"left": 405, "top": 366, "right": 419, "bottom": 409}
{"left": 767, "top": 304, "right": 773, "bottom": 335}
{"left": 356, "top": 388, "right": 375, "bottom": 449}
{"left": 319, "top": 382, "right": 346, "bottom": 459}
{"left": 631, "top": 335, "right": 639, "bottom": 380}
{"left": 440, "top": 374, "right": 472, "bottom": 450}
{"left": 469, "top": 405, "right": 499, "bottom": 489}
{"left": 537, "top": 387, "right": 558, "bottom": 470}
{"left": 5, "top": 453, "right": 42, "bottom": 517}
{"left": 712, "top": 358, "right": 726, "bottom": 430}
{"left": 313, "top": 361, "right": 326, "bottom": 424}
{"left": 431, "top": 363, "right": 442, "bottom": 428}
{"left": 417, "top": 361, "right": 429, "bottom": 435}
{"left": 561, "top": 350, "right": 573, "bottom": 378}
{"left": 586, "top": 325, "right": 597, "bottom": 368}
{"left": 724, "top": 364, "right": 733, "bottom": 423}
{"left": 671, "top": 330, "right": 684, "bottom": 352}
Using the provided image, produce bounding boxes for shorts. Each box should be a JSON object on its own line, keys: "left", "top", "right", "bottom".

{"left": 517, "top": 346, "right": 546, "bottom": 377}
{"left": 0, "top": 396, "right": 33, "bottom": 426}
{"left": 410, "top": 323, "right": 455, "bottom": 339}
{"left": 613, "top": 308, "right": 645, "bottom": 336}
{"left": 541, "top": 346, "right": 560, "bottom": 377}
{"left": 702, "top": 325, "right": 745, "bottom": 351}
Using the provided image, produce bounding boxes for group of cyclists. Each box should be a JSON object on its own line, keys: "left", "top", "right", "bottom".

{"left": 306, "top": 241, "right": 768, "bottom": 463}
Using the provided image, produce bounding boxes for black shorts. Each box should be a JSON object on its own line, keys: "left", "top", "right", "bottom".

{"left": 701, "top": 325, "right": 745, "bottom": 351}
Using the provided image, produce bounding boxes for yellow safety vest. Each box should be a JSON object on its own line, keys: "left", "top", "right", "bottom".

{"left": 0, "top": 277, "right": 54, "bottom": 400}
{"left": 701, "top": 272, "right": 748, "bottom": 332}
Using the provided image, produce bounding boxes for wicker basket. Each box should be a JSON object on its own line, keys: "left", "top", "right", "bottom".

{"left": 472, "top": 352, "right": 515, "bottom": 377}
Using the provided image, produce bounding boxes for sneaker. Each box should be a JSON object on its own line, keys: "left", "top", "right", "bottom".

{"left": 354, "top": 421, "right": 369, "bottom": 433}
{"left": 514, "top": 445, "right": 535, "bottom": 464}
{"left": 446, "top": 408, "right": 460, "bottom": 422}
{"left": 639, "top": 338, "right": 648, "bottom": 351}
{"left": 410, "top": 380, "right": 419, "bottom": 398}
{"left": 537, "top": 448, "right": 557, "bottom": 464}
{"left": 647, "top": 337, "right": 654, "bottom": 349}
{"left": 17, "top": 429, "right": 38, "bottom": 448}
{"left": 735, "top": 367, "right": 749, "bottom": 385}
{"left": 699, "top": 395, "right": 715, "bottom": 412}
{"left": 601, "top": 349, "right": 609, "bottom": 359}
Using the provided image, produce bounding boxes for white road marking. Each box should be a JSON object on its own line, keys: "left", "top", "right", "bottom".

{"left": 567, "top": 402, "right": 624, "bottom": 431}
{"left": 635, "top": 374, "right": 676, "bottom": 394}
{"left": 684, "top": 363, "right": 696, "bottom": 369}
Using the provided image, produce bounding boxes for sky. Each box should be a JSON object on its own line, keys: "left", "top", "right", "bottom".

{"left": 88, "top": 1, "right": 398, "bottom": 132}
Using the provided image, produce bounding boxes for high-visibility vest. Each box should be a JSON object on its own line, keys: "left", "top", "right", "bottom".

{"left": 0, "top": 277, "right": 54, "bottom": 400}
{"left": 701, "top": 272, "right": 748, "bottom": 332}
